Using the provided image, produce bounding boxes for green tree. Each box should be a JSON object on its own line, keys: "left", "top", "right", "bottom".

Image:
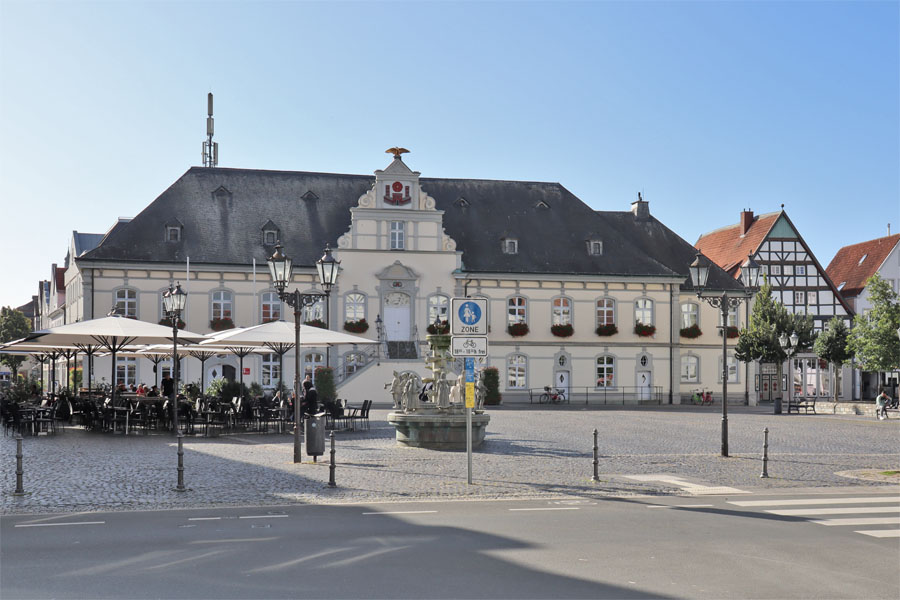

{"left": 846, "top": 273, "right": 900, "bottom": 377}
{"left": 314, "top": 366, "right": 336, "bottom": 403}
{"left": 0, "top": 307, "right": 32, "bottom": 375}
{"left": 814, "top": 317, "right": 852, "bottom": 398}
{"left": 735, "top": 279, "right": 789, "bottom": 363}
{"left": 481, "top": 366, "right": 501, "bottom": 405}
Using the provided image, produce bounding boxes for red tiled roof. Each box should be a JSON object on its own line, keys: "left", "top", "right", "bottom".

{"left": 55, "top": 266, "right": 66, "bottom": 291}
{"left": 695, "top": 211, "right": 781, "bottom": 277}
{"left": 825, "top": 234, "right": 900, "bottom": 298}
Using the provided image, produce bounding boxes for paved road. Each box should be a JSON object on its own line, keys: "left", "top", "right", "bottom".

{"left": 2, "top": 406, "right": 898, "bottom": 515}
{"left": 2, "top": 489, "right": 898, "bottom": 599}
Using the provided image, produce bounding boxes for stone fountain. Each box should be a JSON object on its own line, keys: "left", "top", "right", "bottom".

{"left": 385, "top": 332, "right": 490, "bottom": 449}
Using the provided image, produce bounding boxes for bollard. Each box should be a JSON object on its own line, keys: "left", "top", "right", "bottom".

{"left": 591, "top": 428, "right": 599, "bottom": 482}
{"left": 760, "top": 427, "right": 769, "bottom": 478}
{"left": 328, "top": 431, "right": 336, "bottom": 487}
{"left": 175, "top": 433, "right": 187, "bottom": 492}
{"left": 13, "top": 434, "right": 26, "bottom": 496}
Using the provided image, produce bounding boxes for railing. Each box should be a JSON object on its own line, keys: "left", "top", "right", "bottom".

{"left": 527, "top": 386, "right": 664, "bottom": 405}
{"left": 333, "top": 344, "right": 380, "bottom": 386}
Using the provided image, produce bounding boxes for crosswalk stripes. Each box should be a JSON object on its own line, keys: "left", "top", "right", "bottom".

{"left": 727, "top": 495, "right": 900, "bottom": 539}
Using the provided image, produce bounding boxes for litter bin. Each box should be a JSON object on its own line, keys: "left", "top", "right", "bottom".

{"left": 305, "top": 413, "right": 326, "bottom": 460}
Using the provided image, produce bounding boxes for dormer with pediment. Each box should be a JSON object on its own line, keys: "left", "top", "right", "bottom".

{"left": 337, "top": 153, "right": 459, "bottom": 257}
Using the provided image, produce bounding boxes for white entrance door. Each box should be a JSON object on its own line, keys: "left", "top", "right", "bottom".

{"left": 384, "top": 292, "right": 410, "bottom": 341}
{"left": 637, "top": 371, "right": 651, "bottom": 401}
{"left": 554, "top": 370, "right": 569, "bottom": 398}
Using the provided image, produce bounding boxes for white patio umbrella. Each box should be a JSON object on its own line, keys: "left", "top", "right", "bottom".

{"left": 18, "top": 315, "right": 208, "bottom": 398}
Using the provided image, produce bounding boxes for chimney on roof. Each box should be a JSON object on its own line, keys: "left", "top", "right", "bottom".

{"left": 631, "top": 192, "right": 649, "bottom": 220}
{"left": 888, "top": 223, "right": 891, "bottom": 236}
{"left": 740, "top": 209, "right": 754, "bottom": 236}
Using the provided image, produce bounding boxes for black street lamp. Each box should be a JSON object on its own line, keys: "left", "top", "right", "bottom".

{"left": 689, "top": 253, "right": 760, "bottom": 457}
{"left": 268, "top": 243, "right": 340, "bottom": 464}
{"left": 778, "top": 330, "right": 800, "bottom": 415}
{"left": 162, "top": 282, "right": 187, "bottom": 435}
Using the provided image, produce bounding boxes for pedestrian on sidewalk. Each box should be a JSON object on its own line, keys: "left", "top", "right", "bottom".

{"left": 875, "top": 387, "right": 891, "bottom": 420}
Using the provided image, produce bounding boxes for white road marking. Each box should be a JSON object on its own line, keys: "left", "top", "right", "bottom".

{"left": 729, "top": 496, "right": 899, "bottom": 507}
{"left": 811, "top": 517, "right": 900, "bottom": 526}
{"left": 15, "top": 521, "right": 105, "bottom": 528}
{"left": 238, "top": 514, "right": 289, "bottom": 519}
{"left": 624, "top": 475, "right": 747, "bottom": 495}
{"left": 647, "top": 504, "right": 714, "bottom": 509}
{"left": 362, "top": 510, "right": 438, "bottom": 515}
{"left": 767, "top": 506, "right": 900, "bottom": 516}
{"left": 855, "top": 529, "right": 900, "bottom": 538}
{"left": 509, "top": 507, "right": 580, "bottom": 512}
{"left": 188, "top": 517, "right": 221, "bottom": 521}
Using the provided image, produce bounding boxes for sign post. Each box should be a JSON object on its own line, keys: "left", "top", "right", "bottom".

{"left": 465, "top": 357, "right": 474, "bottom": 484}
{"left": 451, "top": 298, "right": 487, "bottom": 486}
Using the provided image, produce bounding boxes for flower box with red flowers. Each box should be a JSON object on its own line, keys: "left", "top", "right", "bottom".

{"left": 304, "top": 319, "right": 327, "bottom": 329}
{"left": 634, "top": 322, "right": 656, "bottom": 337}
{"left": 679, "top": 324, "right": 702, "bottom": 339}
{"left": 595, "top": 323, "right": 618, "bottom": 337}
{"left": 507, "top": 322, "right": 530, "bottom": 337}
{"left": 426, "top": 320, "right": 450, "bottom": 335}
{"left": 551, "top": 323, "right": 574, "bottom": 338}
{"left": 158, "top": 317, "right": 186, "bottom": 330}
{"left": 209, "top": 317, "right": 235, "bottom": 331}
{"left": 343, "top": 318, "right": 369, "bottom": 334}
{"left": 721, "top": 326, "right": 740, "bottom": 339}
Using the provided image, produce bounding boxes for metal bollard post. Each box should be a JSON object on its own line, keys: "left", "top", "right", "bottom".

{"left": 13, "top": 434, "right": 26, "bottom": 496}
{"left": 175, "top": 433, "right": 187, "bottom": 492}
{"left": 591, "top": 428, "right": 599, "bottom": 482}
{"left": 760, "top": 427, "right": 769, "bottom": 479}
{"left": 328, "top": 431, "right": 336, "bottom": 487}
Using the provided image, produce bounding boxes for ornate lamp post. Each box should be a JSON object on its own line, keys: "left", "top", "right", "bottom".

{"left": 689, "top": 253, "right": 760, "bottom": 457}
{"left": 162, "top": 282, "right": 187, "bottom": 434}
{"left": 268, "top": 243, "right": 340, "bottom": 463}
{"left": 778, "top": 331, "right": 800, "bottom": 414}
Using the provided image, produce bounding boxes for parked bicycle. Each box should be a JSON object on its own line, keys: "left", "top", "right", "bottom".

{"left": 691, "top": 389, "right": 712, "bottom": 405}
{"left": 541, "top": 386, "right": 566, "bottom": 404}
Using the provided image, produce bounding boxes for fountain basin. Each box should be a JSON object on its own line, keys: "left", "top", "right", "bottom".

{"left": 387, "top": 409, "right": 490, "bottom": 450}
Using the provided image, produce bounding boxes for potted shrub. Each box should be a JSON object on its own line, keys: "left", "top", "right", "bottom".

{"left": 158, "top": 317, "right": 186, "bottom": 329}
{"left": 595, "top": 323, "right": 618, "bottom": 336}
{"left": 343, "top": 318, "right": 369, "bottom": 334}
{"left": 680, "top": 324, "right": 702, "bottom": 339}
{"left": 210, "top": 317, "right": 235, "bottom": 331}
{"left": 314, "top": 366, "right": 335, "bottom": 404}
{"left": 634, "top": 322, "right": 656, "bottom": 337}
{"left": 426, "top": 320, "right": 450, "bottom": 335}
{"left": 551, "top": 323, "right": 574, "bottom": 337}
{"left": 482, "top": 367, "right": 502, "bottom": 406}
{"left": 303, "top": 318, "right": 327, "bottom": 329}
{"left": 507, "top": 322, "right": 529, "bottom": 337}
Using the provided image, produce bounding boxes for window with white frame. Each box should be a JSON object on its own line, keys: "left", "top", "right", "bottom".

{"left": 502, "top": 239, "right": 518, "bottom": 254}
{"left": 507, "top": 354, "right": 527, "bottom": 389}
{"left": 507, "top": 296, "right": 527, "bottom": 325}
{"left": 794, "top": 291, "right": 805, "bottom": 305}
{"left": 389, "top": 221, "right": 405, "bottom": 250}
{"left": 795, "top": 265, "right": 806, "bottom": 275}
{"left": 263, "top": 230, "right": 278, "bottom": 245}
{"left": 718, "top": 306, "right": 738, "bottom": 328}
{"left": 552, "top": 297, "right": 571, "bottom": 326}
{"left": 211, "top": 290, "right": 233, "bottom": 320}
{"left": 345, "top": 292, "right": 366, "bottom": 322}
{"left": 806, "top": 291, "right": 816, "bottom": 305}
{"left": 427, "top": 294, "right": 449, "bottom": 324}
{"left": 303, "top": 352, "right": 324, "bottom": 380}
{"left": 681, "top": 303, "right": 699, "bottom": 329}
{"left": 116, "top": 357, "right": 137, "bottom": 387}
{"left": 681, "top": 355, "right": 699, "bottom": 382}
{"left": 166, "top": 226, "right": 181, "bottom": 242}
{"left": 261, "top": 353, "right": 280, "bottom": 388}
{"left": 588, "top": 240, "right": 603, "bottom": 256}
{"left": 596, "top": 355, "right": 615, "bottom": 388}
{"left": 718, "top": 355, "right": 739, "bottom": 383}
{"left": 596, "top": 298, "right": 615, "bottom": 326}
{"left": 115, "top": 288, "right": 137, "bottom": 318}
{"left": 343, "top": 352, "right": 365, "bottom": 379}
{"left": 771, "top": 264, "right": 782, "bottom": 275}
{"left": 634, "top": 298, "right": 653, "bottom": 326}
{"left": 261, "top": 291, "right": 281, "bottom": 323}
{"left": 302, "top": 299, "right": 325, "bottom": 323}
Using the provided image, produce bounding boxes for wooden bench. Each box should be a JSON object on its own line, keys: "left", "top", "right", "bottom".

{"left": 788, "top": 395, "right": 817, "bottom": 414}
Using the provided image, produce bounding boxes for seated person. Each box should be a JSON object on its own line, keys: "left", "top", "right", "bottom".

{"left": 147, "top": 385, "right": 159, "bottom": 397}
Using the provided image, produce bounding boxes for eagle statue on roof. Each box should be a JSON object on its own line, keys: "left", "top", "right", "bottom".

{"left": 386, "top": 147, "right": 410, "bottom": 158}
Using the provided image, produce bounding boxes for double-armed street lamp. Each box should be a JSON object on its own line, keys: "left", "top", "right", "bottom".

{"left": 778, "top": 331, "right": 800, "bottom": 415}
{"left": 162, "top": 282, "right": 187, "bottom": 435}
{"left": 690, "top": 253, "right": 761, "bottom": 457}
{"left": 268, "top": 243, "right": 340, "bottom": 464}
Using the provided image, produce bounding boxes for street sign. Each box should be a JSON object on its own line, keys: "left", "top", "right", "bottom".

{"left": 464, "top": 358, "right": 475, "bottom": 408}
{"left": 450, "top": 336, "right": 488, "bottom": 357}
{"left": 451, "top": 298, "right": 487, "bottom": 336}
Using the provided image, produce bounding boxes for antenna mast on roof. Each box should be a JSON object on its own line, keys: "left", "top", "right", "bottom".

{"left": 202, "top": 93, "right": 218, "bottom": 167}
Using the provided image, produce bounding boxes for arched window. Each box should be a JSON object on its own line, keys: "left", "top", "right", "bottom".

{"left": 719, "top": 306, "right": 739, "bottom": 328}
{"left": 261, "top": 353, "right": 280, "bottom": 388}
{"left": 552, "top": 297, "right": 572, "bottom": 326}
{"left": 507, "top": 296, "right": 527, "bottom": 325}
{"left": 507, "top": 354, "right": 527, "bottom": 389}
{"left": 302, "top": 298, "right": 325, "bottom": 323}
{"left": 115, "top": 288, "right": 137, "bottom": 318}
{"left": 681, "top": 303, "right": 699, "bottom": 329}
{"left": 211, "top": 290, "right": 233, "bottom": 321}
{"left": 634, "top": 298, "right": 653, "bottom": 326}
{"left": 343, "top": 352, "right": 366, "bottom": 379}
{"left": 596, "top": 298, "right": 615, "bottom": 326}
{"left": 261, "top": 292, "right": 281, "bottom": 323}
{"left": 428, "top": 294, "right": 449, "bottom": 324}
{"left": 596, "top": 355, "right": 615, "bottom": 388}
{"left": 718, "top": 355, "right": 739, "bottom": 383}
{"left": 344, "top": 293, "right": 366, "bottom": 322}
{"left": 681, "top": 355, "right": 699, "bottom": 382}
{"left": 303, "top": 352, "right": 325, "bottom": 380}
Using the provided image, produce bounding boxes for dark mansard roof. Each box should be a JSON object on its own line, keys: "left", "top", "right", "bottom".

{"left": 80, "top": 165, "right": 740, "bottom": 289}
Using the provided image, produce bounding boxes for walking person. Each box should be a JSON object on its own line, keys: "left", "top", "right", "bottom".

{"left": 875, "top": 387, "right": 892, "bottom": 420}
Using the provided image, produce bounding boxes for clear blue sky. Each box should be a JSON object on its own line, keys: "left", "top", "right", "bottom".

{"left": 1, "top": 0, "right": 898, "bottom": 311}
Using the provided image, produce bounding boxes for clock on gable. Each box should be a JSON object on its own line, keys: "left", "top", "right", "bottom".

{"left": 384, "top": 181, "right": 411, "bottom": 206}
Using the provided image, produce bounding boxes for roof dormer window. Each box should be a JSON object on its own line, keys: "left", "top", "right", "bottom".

{"left": 165, "top": 219, "right": 183, "bottom": 243}
{"left": 261, "top": 219, "right": 280, "bottom": 247}
{"left": 502, "top": 239, "right": 518, "bottom": 255}
{"left": 588, "top": 240, "right": 603, "bottom": 256}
